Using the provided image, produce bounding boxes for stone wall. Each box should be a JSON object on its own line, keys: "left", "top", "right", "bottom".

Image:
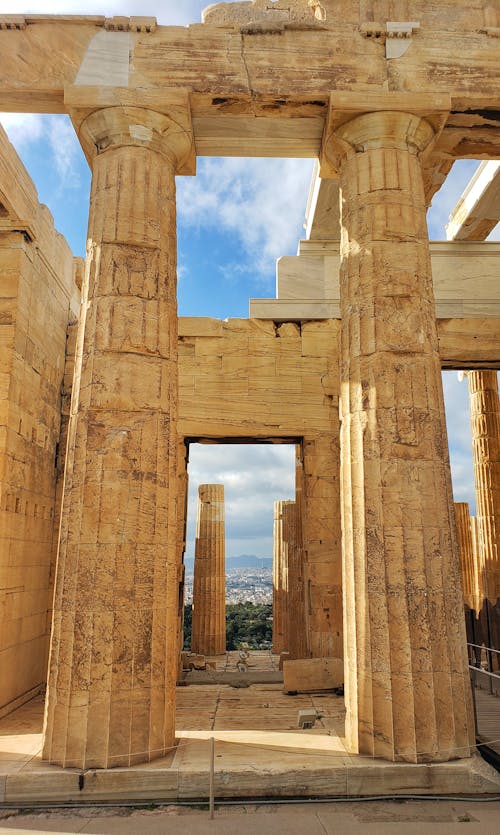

{"left": 177, "top": 316, "right": 342, "bottom": 658}
{"left": 0, "top": 126, "right": 79, "bottom": 714}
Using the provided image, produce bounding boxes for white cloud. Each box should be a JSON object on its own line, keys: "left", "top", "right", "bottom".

{"left": 0, "top": 113, "right": 45, "bottom": 147}
{"left": 0, "top": 113, "right": 83, "bottom": 189}
{"left": 177, "top": 157, "right": 314, "bottom": 277}
{"left": 186, "top": 443, "right": 296, "bottom": 558}
{"left": 47, "top": 116, "right": 83, "bottom": 182}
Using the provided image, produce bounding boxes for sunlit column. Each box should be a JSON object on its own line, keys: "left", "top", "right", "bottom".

{"left": 468, "top": 370, "right": 500, "bottom": 605}
{"left": 323, "top": 109, "right": 474, "bottom": 762}
{"left": 273, "top": 500, "right": 289, "bottom": 654}
{"left": 454, "top": 502, "right": 482, "bottom": 614}
{"left": 43, "top": 102, "right": 194, "bottom": 768}
{"left": 191, "top": 484, "right": 226, "bottom": 656}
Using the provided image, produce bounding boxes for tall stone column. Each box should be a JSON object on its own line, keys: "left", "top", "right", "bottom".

{"left": 273, "top": 500, "right": 289, "bottom": 654}
{"left": 43, "top": 100, "right": 194, "bottom": 768}
{"left": 191, "top": 484, "right": 226, "bottom": 656}
{"left": 292, "top": 445, "right": 308, "bottom": 660}
{"left": 323, "top": 107, "right": 474, "bottom": 762}
{"left": 468, "top": 371, "right": 500, "bottom": 604}
{"left": 454, "top": 502, "right": 481, "bottom": 615}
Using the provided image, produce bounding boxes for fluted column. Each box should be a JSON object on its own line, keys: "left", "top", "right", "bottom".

{"left": 289, "top": 444, "right": 309, "bottom": 658}
{"left": 191, "top": 484, "right": 226, "bottom": 656}
{"left": 455, "top": 502, "right": 481, "bottom": 614}
{"left": 273, "top": 500, "right": 289, "bottom": 654}
{"left": 323, "top": 109, "right": 474, "bottom": 762}
{"left": 468, "top": 371, "right": 500, "bottom": 604}
{"left": 43, "top": 102, "right": 194, "bottom": 768}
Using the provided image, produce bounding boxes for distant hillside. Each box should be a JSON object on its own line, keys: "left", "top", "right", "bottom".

{"left": 184, "top": 554, "right": 272, "bottom": 572}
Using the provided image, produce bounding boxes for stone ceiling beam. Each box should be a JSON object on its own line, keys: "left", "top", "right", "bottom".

{"left": 446, "top": 161, "right": 500, "bottom": 241}
{"left": 0, "top": 10, "right": 500, "bottom": 178}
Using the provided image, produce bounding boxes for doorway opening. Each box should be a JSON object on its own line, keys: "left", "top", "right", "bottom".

{"left": 181, "top": 440, "right": 296, "bottom": 662}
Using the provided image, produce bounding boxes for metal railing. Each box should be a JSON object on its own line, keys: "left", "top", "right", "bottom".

{"left": 467, "top": 641, "right": 500, "bottom": 697}
{"left": 467, "top": 642, "right": 500, "bottom": 755}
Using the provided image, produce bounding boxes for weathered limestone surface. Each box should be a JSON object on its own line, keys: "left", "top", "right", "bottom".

{"left": 272, "top": 500, "right": 289, "bottom": 655}
{"left": 43, "top": 101, "right": 194, "bottom": 769}
{"left": 0, "top": 125, "right": 78, "bottom": 716}
{"left": 468, "top": 370, "right": 500, "bottom": 604}
{"left": 273, "top": 499, "right": 305, "bottom": 657}
{"left": 283, "top": 656, "right": 343, "bottom": 693}
{"left": 323, "top": 109, "right": 474, "bottom": 762}
{"left": 292, "top": 444, "right": 308, "bottom": 660}
{"left": 454, "top": 502, "right": 482, "bottom": 615}
{"left": 178, "top": 317, "right": 342, "bottom": 660}
{"left": 302, "top": 433, "right": 342, "bottom": 659}
{"left": 286, "top": 492, "right": 308, "bottom": 660}
{"left": 1, "top": 3, "right": 500, "bottom": 183}
{"left": 1, "top": 1, "right": 499, "bottom": 775}
{"left": 176, "top": 439, "right": 189, "bottom": 673}
{"left": 191, "top": 484, "right": 226, "bottom": 656}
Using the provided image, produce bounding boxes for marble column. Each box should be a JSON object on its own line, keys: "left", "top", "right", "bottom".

{"left": 454, "top": 502, "right": 481, "bottom": 614}
{"left": 292, "top": 445, "right": 308, "bottom": 660}
{"left": 191, "top": 484, "right": 226, "bottom": 656}
{"left": 323, "top": 110, "right": 474, "bottom": 762}
{"left": 43, "top": 104, "right": 194, "bottom": 768}
{"left": 283, "top": 499, "right": 307, "bottom": 660}
{"left": 468, "top": 371, "right": 500, "bottom": 604}
{"left": 273, "top": 500, "right": 289, "bottom": 654}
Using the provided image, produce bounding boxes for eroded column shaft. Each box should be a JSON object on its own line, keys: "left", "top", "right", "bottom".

{"left": 468, "top": 370, "right": 500, "bottom": 603}
{"left": 454, "top": 502, "right": 481, "bottom": 614}
{"left": 43, "top": 106, "right": 192, "bottom": 768}
{"left": 191, "top": 484, "right": 226, "bottom": 656}
{"left": 329, "top": 111, "right": 473, "bottom": 763}
{"left": 290, "top": 454, "right": 308, "bottom": 659}
{"left": 272, "top": 500, "right": 288, "bottom": 654}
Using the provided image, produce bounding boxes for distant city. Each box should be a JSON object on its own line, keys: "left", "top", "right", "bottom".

{"left": 184, "top": 555, "right": 273, "bottom": 604}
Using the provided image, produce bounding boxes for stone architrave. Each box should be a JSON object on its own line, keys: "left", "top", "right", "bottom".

{"left": 43, "top": 101, "right": 194, "bottom": 769}
{"left": 468, "top": 370, "right": 500, "bottom": 604}
{"left": 322, "top": 107, "right": 474, "bottom": 763}
{"left": 191, "top": 484, "right": 226, "bottom": 656}
{"left": 454, "top": 502, "right": 481, "bottom": 614}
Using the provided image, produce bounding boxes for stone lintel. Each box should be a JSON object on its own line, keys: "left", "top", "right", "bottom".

{"left": 446, "top": 160, "right": 500, "bottom": 241}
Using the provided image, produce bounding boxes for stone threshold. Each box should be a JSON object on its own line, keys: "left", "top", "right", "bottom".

{"left": 2, "top": 747, "right": 500, "bottom": 805}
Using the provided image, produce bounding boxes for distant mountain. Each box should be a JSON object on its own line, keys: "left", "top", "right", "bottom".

{"left": 184, "top": 554, "right": 272, "bottom": 572}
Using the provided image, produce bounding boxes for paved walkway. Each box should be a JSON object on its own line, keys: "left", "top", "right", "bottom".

{"left": 475, "top": 688, "right": 500, "bottom": 756}
{"left": 1, "top": 799, "right": 500, "bottom": 834}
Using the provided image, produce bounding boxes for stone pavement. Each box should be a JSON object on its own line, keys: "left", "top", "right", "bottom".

{"left": 1, "top": 800, "right": 500, "bottom": 835}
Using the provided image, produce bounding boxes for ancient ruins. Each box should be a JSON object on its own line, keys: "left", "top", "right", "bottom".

{"left": 191, "top": 484, "right": 226, "bottom": 656}
{"left": 0, "top": 0, "right": 500, "bottom": 803}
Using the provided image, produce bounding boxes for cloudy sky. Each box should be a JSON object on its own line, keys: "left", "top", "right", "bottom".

{"left": 1, "top": 0, "right": 498, "bottom": 560}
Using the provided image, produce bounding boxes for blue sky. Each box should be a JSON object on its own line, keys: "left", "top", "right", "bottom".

{"left": 1, "top": 0, "right": 498, "bottom": 560}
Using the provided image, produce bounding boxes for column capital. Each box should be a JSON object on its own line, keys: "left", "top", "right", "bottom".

{"left": 64, "top": 85, "right": 196, "bottom": 175}
{"left": 319, "top": 91, "right": 450, "bottom": 178}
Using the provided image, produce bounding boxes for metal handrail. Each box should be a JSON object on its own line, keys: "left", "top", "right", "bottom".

{"left": 468, "top": 664, "right": 500, "bottom": 681}
{"left": 467, "top": 642, "right": 500, "bottom": 656}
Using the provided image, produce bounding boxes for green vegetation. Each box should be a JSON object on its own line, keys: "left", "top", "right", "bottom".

{"left": 183, "top": 602, "right": 273, "bottom": 651}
